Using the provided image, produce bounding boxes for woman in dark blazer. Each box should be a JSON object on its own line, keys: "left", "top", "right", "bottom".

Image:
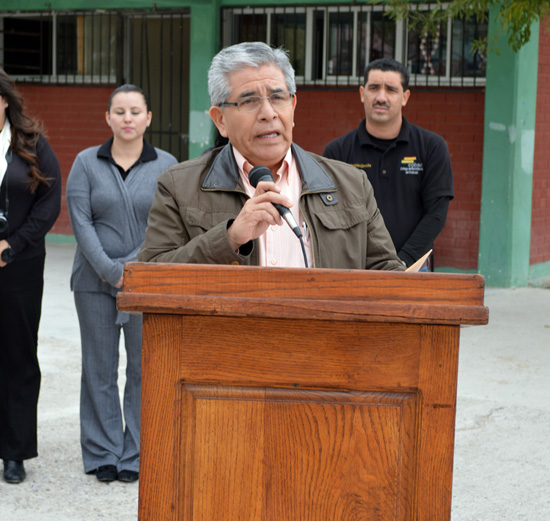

{"left": 0, "top": 69, "right": 62, "bottom": 484}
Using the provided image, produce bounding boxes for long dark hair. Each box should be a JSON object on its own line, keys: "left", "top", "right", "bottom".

{"left": 0, "top": 68, "right": 50, "bottom": 193}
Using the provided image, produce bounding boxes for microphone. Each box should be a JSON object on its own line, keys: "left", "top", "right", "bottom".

{"left": 248, "top": 165, "right": 303, "bottom": 238}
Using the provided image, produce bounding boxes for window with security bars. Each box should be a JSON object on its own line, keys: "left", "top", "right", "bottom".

{"left": 407, "top": 10, "right": 487, "bottom": 86}
{"left": 0, "top": 10, "right": 191, "bottom": 161}
{"left": 221, "top": 4, "right": 487, "bottom": 88}
{"left": 0, "top": 12, "right": 119, "bottom": 83}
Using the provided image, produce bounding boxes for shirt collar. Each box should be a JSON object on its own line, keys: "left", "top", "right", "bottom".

{"left": 97, "top": 136, "right": 158, "bottom": 163}
{"left": 357, "top": 116, "right": 410, "bottom": 148}
{"left": 232, "top": 146, "right": 293, "bottom": 190}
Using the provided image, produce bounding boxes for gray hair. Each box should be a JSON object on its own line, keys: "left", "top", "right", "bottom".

{"left": 208, "top": 42, "right": 296, "bottom": 107}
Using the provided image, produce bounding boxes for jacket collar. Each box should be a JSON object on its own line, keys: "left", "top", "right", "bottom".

{"left": 201, "top": 143, "right": 336, "bottom": 193}
{"left": 357, "top": 116, "right": 411, "bottom": 148}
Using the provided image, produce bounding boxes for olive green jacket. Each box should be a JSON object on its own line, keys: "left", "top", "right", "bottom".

{"left": 138, "top": 143, "right": 404, "bottom": 271}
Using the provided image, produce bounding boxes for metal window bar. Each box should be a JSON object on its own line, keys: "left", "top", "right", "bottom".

{"left": 90, "top": 13, "right": 95, "bottom": 80}
{"left": 96, "top": 13, "right": 105, "bottom": 81}
{"left": 50, "top": 13, "right": 56, "bottom": 82}
{"left": 108, "top": 14, "right": 112, "bottom": 82}
{"left": 167, "top": 12, "right": 173, "bottom": 156}
{"left": 180, "top": 16, "right": 189, "bottom": 158}
{"left": 357, "top": 10, "right": 366, "bottom": 82}
{"left": 158, "top": 13, "right": 164, "bottom": 151}
{"left": 0, "top": 18, "right": 3, "bottom": 65}
{"left": 160, "top": 12, "right": 165, "bottom": 152}
{"left": 143, "top": 18, "right": 150, "bottom": 97}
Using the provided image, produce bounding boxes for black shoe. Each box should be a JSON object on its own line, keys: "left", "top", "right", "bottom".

{"left": 96, "top": 465, "right": 117, "bottom": 483}
{"left": 3, "top": 460, "right": 26, "bottom": 484}
{"left": 117, "top": 469, "right": 139, "bottom": 482}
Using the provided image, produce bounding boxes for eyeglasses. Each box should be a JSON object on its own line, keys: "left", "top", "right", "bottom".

{"left": 219, "top": 92, "right": 294, "bottom": 113}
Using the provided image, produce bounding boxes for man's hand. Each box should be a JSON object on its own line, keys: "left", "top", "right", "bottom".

{"left": 227, "top": 181, "right": 293, "bottom": 251}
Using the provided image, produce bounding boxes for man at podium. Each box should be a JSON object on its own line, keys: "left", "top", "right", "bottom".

{"left": 138, "top": 42, "right": 404, "bottom": 272}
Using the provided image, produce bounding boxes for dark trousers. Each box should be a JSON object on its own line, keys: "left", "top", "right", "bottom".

{"left": 0, "top": 254, "right": 45, "bottom": 461}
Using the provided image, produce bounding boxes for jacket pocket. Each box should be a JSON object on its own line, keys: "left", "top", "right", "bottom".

{"left": 184, "top": 206, "right": 237, "bottom": 232}
{"left": 313, "top": 205, "right": 370, "bottom": 269}
{"left": 315, "top": 205, "right": 369, "bottom": 230}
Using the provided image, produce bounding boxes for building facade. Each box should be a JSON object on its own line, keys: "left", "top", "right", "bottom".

{"left": 1, "top": 0, "right": 548, "bottom": 286}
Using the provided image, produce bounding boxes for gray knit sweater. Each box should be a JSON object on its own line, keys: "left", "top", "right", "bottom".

{"left": 67, "top": 142, "right": 177, "bottom": 294}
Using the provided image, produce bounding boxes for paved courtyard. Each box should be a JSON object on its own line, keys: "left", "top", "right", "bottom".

{"left": 0, "top": 241, "right": 548, "bottom": 520}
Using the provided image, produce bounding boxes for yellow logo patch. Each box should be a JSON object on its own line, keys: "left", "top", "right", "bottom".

{"left": 401, "top": 156, "right": 417, "bottom": 164}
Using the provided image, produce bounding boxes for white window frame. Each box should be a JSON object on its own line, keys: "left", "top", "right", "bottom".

{"left": 223, "top": 4, "right": 488, "bottom": 88}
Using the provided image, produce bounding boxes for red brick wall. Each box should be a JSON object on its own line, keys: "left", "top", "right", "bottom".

{"left": 532, "top": 23, "right": 550, "bottom": 266}
{"left": 18, "top": 85, "right": 113, "bottom": 235}
{"left": 293, "top": 87, "right": 485, "bottom": 270}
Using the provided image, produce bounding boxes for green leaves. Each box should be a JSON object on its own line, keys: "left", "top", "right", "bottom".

{"left": 384, "top": 0, "right": 549, "bottom": 52}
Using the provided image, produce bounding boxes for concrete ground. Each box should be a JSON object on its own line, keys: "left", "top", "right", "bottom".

{"left": 0, "top": 241, "right": 548, "bottom": 520}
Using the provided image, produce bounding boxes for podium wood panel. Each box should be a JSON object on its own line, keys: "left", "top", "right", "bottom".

{"left": 182, "top": 385, "right": 418, "bottom": 521}
{"left": 118, "top": 263, "right": 488, "bottom": 521}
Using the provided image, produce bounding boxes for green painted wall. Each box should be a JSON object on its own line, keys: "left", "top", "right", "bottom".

{"left": 188, "top": 2, "right": 219, "bottom": 158}
{"left": 47, "top": 233, "right": 76, "bottom": 244}
{"left": 478, "top": 8, "right": 539, "bottom": 287}
{"left": 529, "top": 261, "right": 550, "bottom": 286}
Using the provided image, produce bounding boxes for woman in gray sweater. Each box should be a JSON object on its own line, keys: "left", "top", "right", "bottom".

{"left": 66, "top": 85, "right": 177, "bottom": 484}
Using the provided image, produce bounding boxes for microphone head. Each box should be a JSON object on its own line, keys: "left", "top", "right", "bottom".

{"left": 248, "top": 165, "right": 274, "bottom": 188}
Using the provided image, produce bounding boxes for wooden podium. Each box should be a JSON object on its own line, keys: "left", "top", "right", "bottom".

{"left": 117, "top": 264, "right": 488, "bottom": 521}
